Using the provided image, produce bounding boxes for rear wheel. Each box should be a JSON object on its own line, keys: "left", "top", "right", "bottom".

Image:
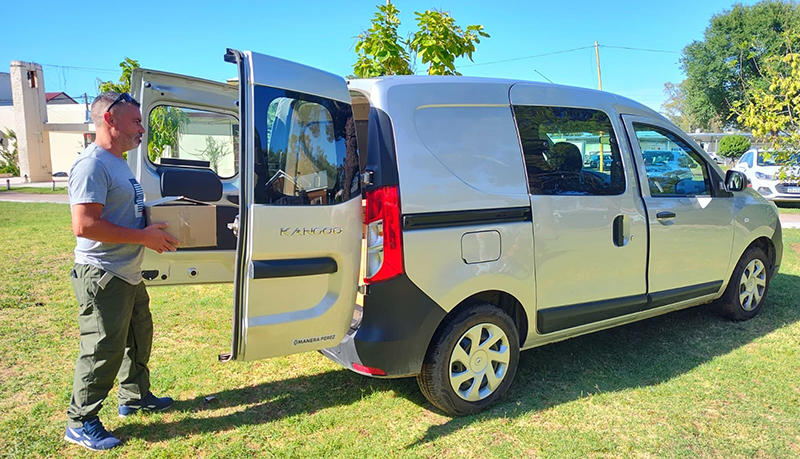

{"left": 716, "top": 246, "right": 771, "bottom": 321}
{"left": 417, "top": 303, "right": 520, "bottom": 416}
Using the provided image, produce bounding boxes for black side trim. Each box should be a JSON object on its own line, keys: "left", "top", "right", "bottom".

{"left": 403, "top": 207, "right": 532, "bottom": 231}
{"left": 537, "top": 280, "right": 724, "bottom": 334}
{"left": 537, "top": 294, "right": 648, "bottom": 334}
{"left": 647, "top": 281, "right": 722, "bottom": 309}
{"left": 252, "top": 257, "right": 337, "bottom": 279}
{"left": 159, "top": 157, "right": 211, "bottom": 168}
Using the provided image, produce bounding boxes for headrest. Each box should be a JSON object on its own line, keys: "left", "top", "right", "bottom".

{"left": 550, "top": 142, "right": 583, "bottom": 173}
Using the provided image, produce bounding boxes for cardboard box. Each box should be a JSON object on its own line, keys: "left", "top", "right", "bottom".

{"left": 144, "top": 196, "right": 217, "bottom": 248}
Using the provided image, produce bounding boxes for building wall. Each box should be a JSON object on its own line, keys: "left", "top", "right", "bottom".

{"left": 0, "top": 104, "right": 88, "bottom": 175}
{"left": 0, "top": 73, "right": 11, "bottom": 106}
{"left": 0, "top": 106, "right": 15, "bottom": 133}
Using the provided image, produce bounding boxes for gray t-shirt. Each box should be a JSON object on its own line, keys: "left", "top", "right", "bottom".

{"left": 69, "top": 144, "right": 145, "bottom": 285}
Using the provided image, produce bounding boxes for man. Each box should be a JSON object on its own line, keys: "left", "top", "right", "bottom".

{"left": 64, "top": 91, "right": 179, "bottom": 451}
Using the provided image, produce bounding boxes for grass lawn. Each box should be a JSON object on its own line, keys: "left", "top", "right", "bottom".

{"left": 777, "top": 203, "right": 800, "bottom": 215}
{"left": 1, "top": 201, "right": 798, "bottom": 458}
{"left": 0, "top": 186, "right": 68, "bottom": 195}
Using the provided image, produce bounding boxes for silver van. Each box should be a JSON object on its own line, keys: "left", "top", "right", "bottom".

{"left": 130, "top": 50, "right": 782, "bottom": 415}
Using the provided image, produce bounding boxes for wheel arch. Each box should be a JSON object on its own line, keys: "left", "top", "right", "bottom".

{"left": 432, "top": 290, "right": 529, "bottom": 347}
{"left": 741, "top": 236, "right": 777, "bottom": 275}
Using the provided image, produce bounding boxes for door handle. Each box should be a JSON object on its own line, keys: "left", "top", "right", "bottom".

{"left": 656, "top": 211, "right": 676, "bottom": 219}
{"left": 612, "top": 215, "right": 626, "bottom": 247}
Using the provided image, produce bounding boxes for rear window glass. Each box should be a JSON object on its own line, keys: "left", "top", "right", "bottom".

{"left": 252, "top": 86, "right": 360, "bottom": 206}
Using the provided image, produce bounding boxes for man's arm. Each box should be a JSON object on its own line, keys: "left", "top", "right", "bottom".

{"left": 71, "top": 203, "right": 179, "bottom": 254}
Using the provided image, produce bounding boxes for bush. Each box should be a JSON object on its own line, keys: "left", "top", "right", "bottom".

{"left": 0, "top": 129, "right": 20, "bottom": 176}
{"left": 718, "top": 134, "right": 751, "bottom": 158}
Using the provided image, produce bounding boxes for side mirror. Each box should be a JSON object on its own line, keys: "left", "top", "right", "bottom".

{"left": 725, "top": 170, "right": 747, "bottom": 192}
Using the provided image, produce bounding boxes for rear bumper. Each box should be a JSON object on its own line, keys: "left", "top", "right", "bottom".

{"left": 321, "top": 274, "right": 447, "bottom": 378}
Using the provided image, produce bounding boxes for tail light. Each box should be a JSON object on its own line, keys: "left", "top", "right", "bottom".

{"left": 364, "top": 186, "right": 403, "bottom": 283}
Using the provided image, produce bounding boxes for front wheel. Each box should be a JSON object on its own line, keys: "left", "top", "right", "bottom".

{"left": 417, "top": 303, "right": 520, "bottom": 416}
{"left": 715, "top": 246, "right": 771, "bottom": 321}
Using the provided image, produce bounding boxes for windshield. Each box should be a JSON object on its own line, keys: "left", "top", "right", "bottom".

{"left": 757, "top": 152, "right": 800, "bottom": 166}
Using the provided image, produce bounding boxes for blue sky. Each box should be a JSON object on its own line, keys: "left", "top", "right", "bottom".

{"left": 2, "top": 0, "right": 757, "bottom": 112}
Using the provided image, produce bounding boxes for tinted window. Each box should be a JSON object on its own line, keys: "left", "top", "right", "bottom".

{"left": 632, "top": 124, "right": 711, "bottom": 197}
{"left": 147, "top": 106, "right": 238, "bottom": 178}
{"left": 513, "top": 106, "right": 625, "bottom": 195}
{"left": 253, "top": 86, "right": 360, "bottom": 206}
{"left": 743, "top": 152, "right": 754, "bottom": 168}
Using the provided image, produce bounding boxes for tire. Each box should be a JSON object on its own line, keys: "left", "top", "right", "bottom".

{"left": 715, "top": 246, "right": 771, "bottom": 321}
{"left": 417, "top": 303, "right": 520, "bottom": 416}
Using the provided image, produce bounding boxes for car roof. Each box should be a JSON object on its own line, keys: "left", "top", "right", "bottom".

{"left": 347, "top": 75, "right": 663, "bottom": 119}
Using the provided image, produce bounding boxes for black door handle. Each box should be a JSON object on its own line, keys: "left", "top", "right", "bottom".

{"left": 613, "top": 215, "right": 625, "bottom": 247}
{"left": 656, "top": 211, "right": 676, "bottom": 219}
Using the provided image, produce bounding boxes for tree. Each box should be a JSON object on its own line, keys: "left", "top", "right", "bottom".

{"left": 196, "top": 136, "right": 231, "bottom": 173}
{"left": 98, "top": 57, "right": 139, "bottom": 93}
{"left": 717, "top": 134, "right": 751, "bottom": 158}
{"left": 409, "top": 10, "right": 489, "bottom": 75}
{"left": 735, "top": 47, "right": 800, "bottom": 178}
{"left": 353, "top": 4, "right": 489, "bottom": 78}
{"left": 354, "top": 4, "right": 413, "bottom": 77}
{"left": 660, "top": 81, "right": 699, "bottom": 132}
{"left": 680, "top": 1, "right": 800, "bottom": 130}
{"left": 0, "top": 129, "right": 19, "bottom": 176}
{"left": 99, "top": 58, "right": 187, "bottom": 162}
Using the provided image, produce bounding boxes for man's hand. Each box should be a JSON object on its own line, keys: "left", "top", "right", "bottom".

{"left": 140, "top": 223, "right": 179, "bottom": 254}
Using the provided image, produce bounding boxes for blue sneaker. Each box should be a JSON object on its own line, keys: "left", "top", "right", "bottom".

{"left": 118, "top": 392, "right": 173, "bottom": 417}
{"left": 64, "top": 417, "right": 121, "bottom": 451}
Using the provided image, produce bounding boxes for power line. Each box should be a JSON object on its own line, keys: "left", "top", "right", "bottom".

{"left": 599, "top": 45, "right": 680, "bottom": 55}
{"left": 42, "top": 64, "right": 119, "bottom": 74}
{"left": 461, "top": 43, "right": 680, "bottom": 71}
{"left": 461, "top": 45, "right": 596, "bottom": 68}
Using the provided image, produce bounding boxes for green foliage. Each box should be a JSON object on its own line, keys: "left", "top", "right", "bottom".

{"left": 735, "top": 46, "right": 800, "bottom": 178}
{"left": 353, "top": 4, "right": 489, "bottom": 78}
{"left": 196, "top": 135, "right": 232, "bottom": 173}
{"left": 148, "top": 106, "right": 189, "bottom": 162}
{"left": 98, "top": 57, "right": 139, "bottom": 93}
{"left": 0, "top": 129, "right": 20, "bottom": 176}
{"left": 717, "top": 134, "right": 752, "bottom": 158}
{"left": 354, "top": 4, "right": 413, "bottom": 78}
{"left": 660, "top": 81, "right": 704, "bottom": 132}
{"left": 680, "top": 1, "right": 800, "bottom": 130}
{"left": 410, "top": 9, "right": 489, "bottom": 76}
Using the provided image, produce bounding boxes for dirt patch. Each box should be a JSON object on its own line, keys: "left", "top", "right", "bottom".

{"left": 791, "top": 243, "right": 800, "bottom": 255}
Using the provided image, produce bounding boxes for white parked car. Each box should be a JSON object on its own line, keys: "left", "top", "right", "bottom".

{"left": 734, "top": 149, "right": 800, "bottom": 202}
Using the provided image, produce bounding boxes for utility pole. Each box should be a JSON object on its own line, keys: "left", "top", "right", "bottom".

{"left": 594, "top": 41, "right": 603, "bottom": 91}
{"left": 595, "top": 41, "right": 605, "bottom": 172}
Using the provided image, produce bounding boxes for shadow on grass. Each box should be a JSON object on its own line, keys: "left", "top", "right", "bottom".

{"left": 116, "top": 272, "right": 800, "bottom": 448}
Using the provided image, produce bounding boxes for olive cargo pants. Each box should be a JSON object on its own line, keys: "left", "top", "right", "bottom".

{"left": 67, "top": 264, "right": 152, "bottom": 427}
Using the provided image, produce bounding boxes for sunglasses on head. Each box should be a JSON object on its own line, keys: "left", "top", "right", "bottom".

{"left": 106, "top": 93, "right": 136, "bottom": 112}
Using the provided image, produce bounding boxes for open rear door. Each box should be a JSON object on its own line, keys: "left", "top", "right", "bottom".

{"left": 227, "top": 50, "right": 362, "bottom": 361}
{"left": 130, "top": 68, "right": 240, "bottom": 285}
